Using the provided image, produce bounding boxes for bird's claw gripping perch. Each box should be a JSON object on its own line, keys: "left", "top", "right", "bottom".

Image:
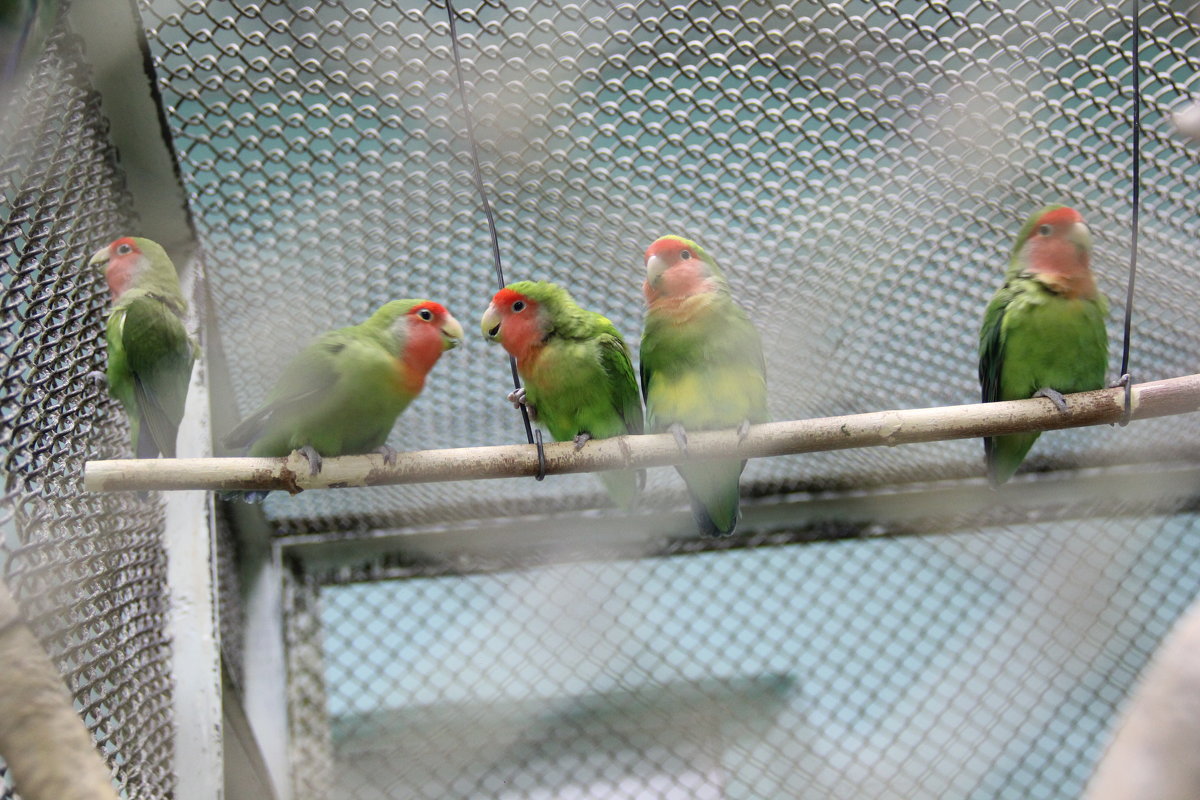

{"left": 374, "top": 444, "right": 398, "bottom": 467}
{"left": 736, "top": 419, "right": 751, "bottom": 443}
{"left": 668, "top": 423, "right": 689, "bottom": 455}
{"left": 573, "top": 432, "right": 591, "bottom": 452}
{"left": 1033, "top": 387, "right": 1069, "bottom": 414}
{"left": 297, "top": 444, "right": 323, "bottom": 476}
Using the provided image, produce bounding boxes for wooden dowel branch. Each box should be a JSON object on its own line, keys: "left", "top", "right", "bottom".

{"left": 0, "top": 580, "right": 122, "bottom": 800}
{"left": 84, "top": 374, "right": 1200, "bottom": 494}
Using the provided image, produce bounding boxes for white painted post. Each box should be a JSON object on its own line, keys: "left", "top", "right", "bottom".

{"left": 163, "top": 255, "right": 224, "bottom": 800}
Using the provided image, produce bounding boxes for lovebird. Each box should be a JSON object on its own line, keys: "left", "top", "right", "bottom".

{"left": 481, "top": 281, "right": 644, "bottom": 509}
{"left": 223, "top": 300, "right": 463, "bottom": 499}
{"left": 639, "top": 235, "right": 767, "bottom": 536}
{"left": 91, "top": 236, "right": 195, "bottom": 459}
{"left": 978, "top": 205, "right": 1109, "bottom": 485}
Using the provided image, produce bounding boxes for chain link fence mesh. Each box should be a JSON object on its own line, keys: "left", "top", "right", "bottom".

{"left": 0, "top": 0, "right": 1180, "bottom": 797}
{"left": 309, "top": 510, "right": 1200, "bottom": 800}
{"left": 0, "top": 2, "right": 175, "bottom": 797}
{"left": 138, "top": 0, "right": 1200, "bottom": 533}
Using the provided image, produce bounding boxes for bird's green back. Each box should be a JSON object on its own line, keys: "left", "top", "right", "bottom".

{"left": 979, "top": 275, "right": 1108, "bottom": 482}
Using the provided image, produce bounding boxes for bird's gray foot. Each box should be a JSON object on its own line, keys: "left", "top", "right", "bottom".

{"left": 668, "top": 423, "right": 689, "bottom": 454}
{"left": 573, "top": 432, "right": 592, "bottom": 451}
{"left": 1033, "top": 387, "right": 1069, "bottom": 413}
{"left": 374, "top": 444, "right": 398, "bottom": 466}
{"left": 1110, "top": 373, "right": 1131, "bottom": 389}
{"left": 87, "top": 370, "right": 107, "bottom": 390}
{"left": 297, "top": 444, "right": 323, "bottom": 476}
{"left": 506, "top": 387, "right": 537, "bottom": 420}
{"left": 736, "top": 419, "right": 751, "bottom": 442}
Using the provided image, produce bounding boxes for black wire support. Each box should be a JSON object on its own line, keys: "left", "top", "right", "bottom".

{"left": 444, "top": 0, "right": 543, "bottom": 478}
{"left": 1118, "top": 0, "right": 1141, "bottom": 426}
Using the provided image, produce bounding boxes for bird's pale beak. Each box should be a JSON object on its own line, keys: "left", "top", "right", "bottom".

{"left": 441, "top": 314, "right": 464, "bottom": 350}
{"left": 645, "top": 253, "right": 668, "bottom": 286}
{"left": 88, "top": 246, "right": 109, "bottom": 267}
{"left": 1068, "top": 221, "right": 1093, "bottom": 254}
{"left": 480, "top": 303, "right": 502, "bottom": 342}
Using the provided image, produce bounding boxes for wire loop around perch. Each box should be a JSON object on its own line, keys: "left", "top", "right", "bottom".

{"left": 83, "top": 374, "right": 1200, "bottom": 494}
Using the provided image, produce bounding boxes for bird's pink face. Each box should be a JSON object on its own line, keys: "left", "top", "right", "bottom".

{"left": 396, "top": 301, "right": 463, "bottom": 392}
{"left": 481, "top": 289, "right": 545, "bottom": 364}
{"left": 93, "top": 237, "right": 144, "bottom": 301}
{"left": 1022, "top": 206, "right": 1095, "bottom": 299}
{"left": 643, "top": 236, "right": 714, "bottom": 305}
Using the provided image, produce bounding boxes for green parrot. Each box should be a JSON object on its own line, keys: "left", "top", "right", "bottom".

{"left": 639, "top": 235, "right": 768, "bottom": 536}
{"left": 223, "top": 299, "right": 463, "bottom": 500}
{"left": 979, "top": 204, "right": 1109, "bottom": 484}
{"left": 91, "top": 236, "right": 195, "bottom": 459}
{"left": 481, "top": 281, "right": 644, "bottom": 509}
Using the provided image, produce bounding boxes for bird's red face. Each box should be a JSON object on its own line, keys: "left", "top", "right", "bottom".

{"left": 1022, "top": 206, "right": 1096, "bottom": 299}
{"left": 91, "top": 237, "right": 144, "bottom": 301}
{"left": 643, "top": 236, "right": 714, "bottom": 305}
{"left": 395, "top": 301, "right": 461, "bottom": 390}
{"left": 481, "top": 288, "right": 546, "bottom": 364}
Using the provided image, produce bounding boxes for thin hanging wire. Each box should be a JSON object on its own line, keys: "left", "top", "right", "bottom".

{"left": 1117, "top": 0, "right": 1141, "bottom": 425}
{"left": 444, "top": 0, "right": 545, "bottom": 476}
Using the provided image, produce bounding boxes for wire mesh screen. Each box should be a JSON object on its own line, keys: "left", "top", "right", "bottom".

{"left": 127, "top": 0, "right": 1200, "bottom": 797}
{"left": 137, "top": 0, "right": 1200, "bottom": 533}
{"left": 0, "top": 3, "right": 175, "bottom": 797}
{"left": 309, "top": 512, "right": 1200, "bottom": 800}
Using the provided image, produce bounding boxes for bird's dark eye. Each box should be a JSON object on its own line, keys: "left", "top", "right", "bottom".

{"left": 679, "top": 250, "right": 692, "bottom": 260}
{"left": 1038, "top": 225, "right": 1052, "bottom": 236}
{"left": 512, "top": 301, "right": 526, "bottom": 312}
{"left": 116, "top": 243, "right": 133, "bottom": 255}
{"left": 418, "top": 309, "right": 433, "bottom": 321}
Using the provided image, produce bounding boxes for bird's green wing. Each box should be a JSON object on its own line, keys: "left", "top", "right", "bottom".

{"left": 978, "top": 283, "right": 1014, "bottom": 406}
{"left": 596, "top": 326, "right": 644, "bottom": 436}
{"left": 223, "top": 332, "right": 345, "bottom": 450}
{"left": 120, "top": 295, "right": 194, "bottom": 458}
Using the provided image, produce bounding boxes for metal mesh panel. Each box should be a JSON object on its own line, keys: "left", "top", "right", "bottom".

{"left": 127, "top": 0, "right": 1200, "bottom": 797}
{"left": 0, "top": 6, "right": 174, "bottom": 797}
{"left": 310, "top": 512, "right": 1200, "bottom": 800}
{"left": 136, "top": 0, "right": 1200, "bottom": 533}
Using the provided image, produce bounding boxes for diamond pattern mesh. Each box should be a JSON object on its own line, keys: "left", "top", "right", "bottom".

{"left": 115, "top": 0, "right": 1200, "bottom": 797}
{"left": 315, "top": 512, "right": 1200, "bottom": 800}
{"left": 0, "top": 4, "right": 174, "bottom": 797}
{"left": 138, "top": 0, "right": 1200, "bottom": 533}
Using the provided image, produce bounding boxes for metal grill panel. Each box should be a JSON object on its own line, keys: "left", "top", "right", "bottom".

{"left": 137, "top": 0, "right": 1200, "bottom": 531}
{"left": 313, "top": 512, "right": 1200, "bottom": 800}
{"left": 0, "top": 5, "right": 175, "bottom": 797}
{"left": 125, "top": 1, "right": 1200, "bottom": 798}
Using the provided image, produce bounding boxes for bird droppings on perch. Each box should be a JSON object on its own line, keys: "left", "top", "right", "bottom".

{"left": 82, "top": 374, "right": 1200, "bottom": 495}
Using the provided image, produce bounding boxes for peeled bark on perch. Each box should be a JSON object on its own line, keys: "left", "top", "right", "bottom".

{"left": 0, "top": 580, "right": 121, "bottom": 800}
{"left": 83, "top": 374, "right": 1200, "bottom": 494}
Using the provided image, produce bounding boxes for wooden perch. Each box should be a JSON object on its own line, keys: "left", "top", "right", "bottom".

{"left": 83, "top": 374, "right": 1200, "bottom": 494}
{"left": 0, "top": 580, "right": 121, "bottom": 800}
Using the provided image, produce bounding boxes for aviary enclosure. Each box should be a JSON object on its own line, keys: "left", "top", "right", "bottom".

{"left": 2, "top": 1, "right": 1199, "bottom": 798}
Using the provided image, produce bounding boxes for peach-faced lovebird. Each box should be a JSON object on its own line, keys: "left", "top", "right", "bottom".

{"left": 224, "top": 300, "right": 463, "bottom": 499}
{"left": 481, "top": 281, "right": 644, "bottom": 509}
{"left": 639, "top": 235, "right": 767, "bottom": 536}
{"left": 91, "top": 237, "right": 195, "bottom": 459}
{"left": 978, "top": 205, "right": 1109, "bottom": 484}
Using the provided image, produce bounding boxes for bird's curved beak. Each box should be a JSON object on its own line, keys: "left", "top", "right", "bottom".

{"left": 1068, "top": 221, "right": 1092, "bottom": 254}
{"left": 645, "top": 253, "right": 668, "bottom": 287}
{"left": 480, "top": 303, "right": 502, "bottom": 343}
{"left": 88, "top": 246, "right": 109, "bottom": 267}
{"left": 441, "top": 313, "right": 464, "bottom": 351}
